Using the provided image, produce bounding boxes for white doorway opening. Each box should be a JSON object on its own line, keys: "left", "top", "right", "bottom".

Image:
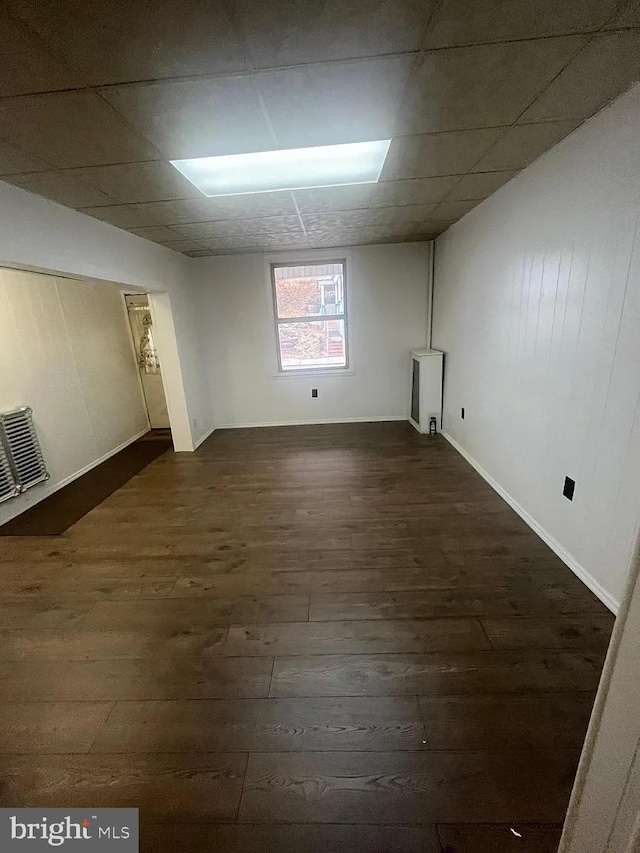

{"left": 125, "top": 293, "right": 170, "bottom": 430}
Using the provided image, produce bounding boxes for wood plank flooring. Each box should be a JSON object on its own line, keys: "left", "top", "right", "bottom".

{"left": 0, "top": 422, "right": 614, "bottom": 852}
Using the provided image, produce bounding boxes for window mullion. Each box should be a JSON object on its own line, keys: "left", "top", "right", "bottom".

{"left": 277, "top": 315, "right": 346, "bottom": 324}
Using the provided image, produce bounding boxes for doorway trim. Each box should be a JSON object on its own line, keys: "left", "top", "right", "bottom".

{"left": 559, "top": 530, "right": 640, "bottom": 852}
{"left": 146, "top": 292, "right": 194, "bottom": 451}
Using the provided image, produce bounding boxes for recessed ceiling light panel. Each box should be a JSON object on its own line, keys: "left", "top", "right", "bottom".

{"left": 170, "top": 140, "right": 391, "bottom": 197}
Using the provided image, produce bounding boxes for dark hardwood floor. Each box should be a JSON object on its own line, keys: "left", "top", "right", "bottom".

{"left": 0, "top": 422, "right": 614, "bottom": 852}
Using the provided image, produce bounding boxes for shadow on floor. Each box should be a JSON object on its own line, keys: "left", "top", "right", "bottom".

{"left": 0, "top": 431, "right": 172, "bottom": 536}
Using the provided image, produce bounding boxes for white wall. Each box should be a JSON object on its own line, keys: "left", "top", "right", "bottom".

{"left": 195, "top": 242, "right": 431, "bottom": 427}
{"left": 433, "top": 84, "right": 640, "bottom": 611}
{"left": 0, "top": 268, "right": 148, "bottom": 524}
{"left": 0, "top": 179, "right": 214, "bottom": 450}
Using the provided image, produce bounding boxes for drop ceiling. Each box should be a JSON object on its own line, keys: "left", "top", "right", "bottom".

{"left": 0, "top": 0, "right": 638, "bottom": 257}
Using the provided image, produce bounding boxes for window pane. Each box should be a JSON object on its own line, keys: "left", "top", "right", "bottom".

{"left": 274, "top": 263, "right": 345, "bottom": 319}
{"left": 278, "top": 320, "right": 347, "bottom": 370}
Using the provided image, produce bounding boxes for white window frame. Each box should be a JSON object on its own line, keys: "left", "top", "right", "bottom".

{"left": 270, "top": 258, "right": 349, "bottom": 375}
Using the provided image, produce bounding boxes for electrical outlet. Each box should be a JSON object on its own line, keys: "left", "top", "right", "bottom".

{"left": 563, "top": 476, "right": 575, "bottom": 501}
{"left": 311, "top": 389, "right": 318, "bottom": 398}
{"left": 461, "top": 407, "right": 465, "bottom": 419}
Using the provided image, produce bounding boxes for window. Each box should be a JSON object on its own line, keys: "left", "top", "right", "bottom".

{"left": 271, "top": 260, "right": 348, "bottom": 372}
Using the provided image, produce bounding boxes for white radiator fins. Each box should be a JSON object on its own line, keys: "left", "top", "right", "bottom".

{"left": 0, "top": 440, "right": 19, "bottom": 504}
{"left": 0, "top": 407, "right": 49, "bottom": 493}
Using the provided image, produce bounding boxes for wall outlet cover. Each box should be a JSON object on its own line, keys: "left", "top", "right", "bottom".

{"left": 563, "top": 476, "right": 576, "bottom": 501}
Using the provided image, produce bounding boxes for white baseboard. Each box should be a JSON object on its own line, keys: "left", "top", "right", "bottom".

{"left": 441, "top": 431, "right": 619, "bottom": 614}
{"left": 193, "top": 425, "right": 216, "bottom": 450}
{"left": 214, "top": 416, "right": 408, "bottom": 429}
{"left": 0, "top": 428, "right": 150, "bottom": 526}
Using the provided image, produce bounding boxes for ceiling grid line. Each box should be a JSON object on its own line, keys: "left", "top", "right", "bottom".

{"left": 0, "top": 0, "right": 637, "bottom": 255}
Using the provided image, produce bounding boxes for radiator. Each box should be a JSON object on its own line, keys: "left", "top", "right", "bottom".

{"left": 0, "top": 407, "right": 49, "bottom": 494}
{"left": 0, "top": 439, "right": 19, "bottom": 504}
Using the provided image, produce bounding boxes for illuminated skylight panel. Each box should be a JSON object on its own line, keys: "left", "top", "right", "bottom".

{"left": 170, "top": 140, "right": 391, "bottom": 197}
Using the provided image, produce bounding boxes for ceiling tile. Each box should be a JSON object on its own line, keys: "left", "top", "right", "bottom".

{"left": 0, "top": 6, "right": 81, "bottom": 96}
{"left": 3, "top": 170, "right": 120, "bottom": 208}
{"left": 423, "top": 0, "right": 621, "bottom": 48}
{"left": 110, "top": 193, "right": 298, "bottom": 227}
{"left": 431, "top": 199, "right": 481, "bottom": 220}
{"left": 114, "top": 200, "right": 197, "bottom": 227}
{"left": 160, "top": 239, "right": 207, "bottom": 255}
{"left": 519, "top": 30, "right": 640, "bottom": 123}
{"left": 198, "top": 238, "right": 263, "bottom": 252}
{"left": 309, "top": 223, "right": 437, "bottom": 241}
{"left": 604, "top": 0, "right": 640, "bottom": 27}
{"left": 400, "top": 37, "right": 586, "bottom": 134}
{"left": 446, "top": 170, "right": 519, "bottom": 200}
{"left": 257, "top": 57, "right": 414, "bottom": 149}
{"left": 350, "top": 223, "right": 439, "bottom": 242}
{"left": 306, "top": 228, "right": 370, "bottom": 248}
{"left": 175, "top": 214, "right": 304, "bottom": 241}
{"left": 128, "top": 225, "right": 184, "bottom": 243}
{"left": 5, "top": 0, "right": 248, "bottom": 86}
{"left": 302, "top": 204, "right": 436, "bottom": 233}
{"left": 68, "top": 162, "right": 199, "bottom": 204}
{"left": 301, "top": 211, "right": 371, "bottom": 231}
{"left": 372, "top": 231, "right": 443, "bottom": 244}
{"left": 79, "top": 205, "right": 162, "bottom": 229}
{"left": 0, "top": 139, "right": 53, "bottom": 176}
{"left": 293, "top": 185, "right": 374, "bottom": 213}
{"left": 370, "top": 176, "right": 459, "bottom": 206}
{"left": 472, "top": 120, "right": 582, "bottom": 171}
{"left": 304, "top": 226, "right": 439, "bottom": 250}
{"left": 0, "top": 91, "right": 159, "bottom": 168}
{"left": 234, "top": 216, "right": 306, "bottom": 239}
{"left": 185, "top": 248, "right": 219, "bottom": 257}
{"left": 101, "top": 78, "right": 275, "bottom": 159}
{"left": 381, "top": 128, "right": 504, "bottom": 180}
{"left": 252, "top": 237, "right": 312, "bottom": 251}
{"left": 199, "top": 235, "right": 311, "bottom": 253}
{"left": 173, "top": 222, "right": 234, "bottom": 241}
{"left": 234, "top": 0, "right": 436, "bottom": 66}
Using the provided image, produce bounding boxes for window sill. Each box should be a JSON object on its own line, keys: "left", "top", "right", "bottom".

{"left": 272, "top": 369, "right": 355, "bottom": 380}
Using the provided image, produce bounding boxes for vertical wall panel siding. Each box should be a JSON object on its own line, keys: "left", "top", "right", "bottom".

{"left": 433, "top": 84, "right": 640, "bottom": 608}
{"left": 0, "top": 269, "right": 148, "bottom": 525}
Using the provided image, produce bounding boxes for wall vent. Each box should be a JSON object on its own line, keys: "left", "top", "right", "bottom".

{"left": 0, "top": 407, "right": 49, "bottom": 493}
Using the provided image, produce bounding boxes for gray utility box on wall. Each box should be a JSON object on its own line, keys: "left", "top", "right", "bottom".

{"left": 409, "top": 349, "right": 444, "bottom": 433}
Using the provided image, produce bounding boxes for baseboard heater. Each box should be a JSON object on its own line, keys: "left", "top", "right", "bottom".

{"left": 0, "top": 407, "right": 49, "bottom": 503}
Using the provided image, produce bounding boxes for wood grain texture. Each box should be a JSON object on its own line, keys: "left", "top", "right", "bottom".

{"left": 0, "top": 422, "right": 614, "bottom": 849}
{"left": 0, "top": 656, "right": 273, "bottom": 700}
{"left": 437, "top": 823, "right": 563, "bottom": 852}
{"left": 141, "top": 823, "right": 441, "bottom": 852}
{"left": 307, "top": 586, "right": 595, "bottom": 621}
{"left": 239, "top": 750, "right": 580, "bottom": 824}
{"left": 221, "top": 617, "right": 490, "bottom": 656}
{"left": 0, "top": 702, "right": 114, "bottom": 754}
{"left": 0, "top": 754, "right": 247, "bottom": 823}
{"left": 418, "top": 693, "right": 596, "bottom": 749}
{"left": 91, "top": 697, "right": 428, "bottom": 753}
{"left": 270, "top": 649, "right": 605, "bottom": 697}
{"left": 480, "top": 613, "right": 614, "bottom": 649}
